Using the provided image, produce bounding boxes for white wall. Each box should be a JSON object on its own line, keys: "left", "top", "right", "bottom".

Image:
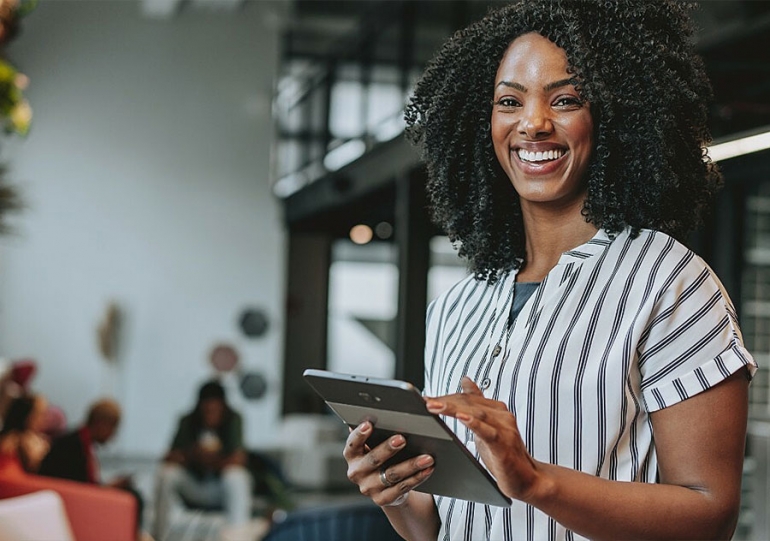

{"left": 0, "top": 0, "right": 286, "bottom": 455}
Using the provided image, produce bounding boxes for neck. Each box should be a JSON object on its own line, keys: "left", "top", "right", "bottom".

{"left": 517, "top": 199, "right": 599, "bottom": 282}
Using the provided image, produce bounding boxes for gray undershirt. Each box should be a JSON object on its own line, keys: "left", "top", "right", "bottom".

{"left": 509, "top": 281, "right": 540, "bottom": 326}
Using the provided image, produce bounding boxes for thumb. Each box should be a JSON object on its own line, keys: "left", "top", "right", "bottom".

{"left": 460, "top": 376, "right": 483, "bottom": 395}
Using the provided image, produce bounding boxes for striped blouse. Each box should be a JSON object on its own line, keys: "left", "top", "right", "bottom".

{"left": 424, "top": 228, "right": 757, "bottom": 541}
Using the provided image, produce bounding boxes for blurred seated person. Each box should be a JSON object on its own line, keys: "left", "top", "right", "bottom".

{"left": 153, "top": 380, "right": 252, "bottom": 540}
{"left": 0, "top": 358, "right": 37, "bottom": 428}
{"left": 39, "top": 399, "right": 148, "bottom": 540}
{"left": 0, "top": 393, "right": 50, "bottom": 473}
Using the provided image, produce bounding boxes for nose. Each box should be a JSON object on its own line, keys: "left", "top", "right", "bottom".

{"left": 518, "top": 101, "right": 553, "bottom": 139}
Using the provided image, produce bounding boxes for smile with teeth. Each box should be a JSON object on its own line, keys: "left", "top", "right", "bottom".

{"left": 517, "top": 148, "right": 566, "bottom": 162}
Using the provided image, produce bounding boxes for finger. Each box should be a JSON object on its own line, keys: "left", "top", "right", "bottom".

{"left": 347, "top": 433, "right": 408, "bottom": 487}
{"left": 381, "top": 454, "right": 435, "bottom": 487}
{"left": 343, "top": 421, "right": 372, "bottom": 460}
{"left": 457, "top": 411, "right": 517, "bottom": 444}
{"left": 369, "top": 466, "right": 436, "bottom": 507}
{"left": 364, "top": 434, "right": 406, "bottom": 470}
{"left": 426, "top": 394, "right": 475, "bottom": 417}
{"left": 460, "top": 376, "right": 484, "bottom": 396}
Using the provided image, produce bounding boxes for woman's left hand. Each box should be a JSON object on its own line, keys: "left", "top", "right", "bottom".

{"left": 425, "top": 377, "right": 543, "bottom": 501}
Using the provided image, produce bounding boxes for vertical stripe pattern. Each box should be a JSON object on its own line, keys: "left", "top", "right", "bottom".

{"left": 423, "top": 228, "right": 757, "bottom": 541}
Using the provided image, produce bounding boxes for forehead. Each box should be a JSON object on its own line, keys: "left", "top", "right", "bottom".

{"left": 201, "top": 398, "right": 224, "bottom": 408}
{"left": 495, "top": 32, "right": 571, "bottom": 84}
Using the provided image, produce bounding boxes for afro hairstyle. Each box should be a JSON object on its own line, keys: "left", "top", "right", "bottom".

{"left": 405, "top": 0, "right": 721, "bottom": 282}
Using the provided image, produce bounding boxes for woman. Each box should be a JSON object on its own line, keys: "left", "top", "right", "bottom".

{"left": 0, "top": 393, "right": 50, "bottom": 473}
{"left": 343, "top": 1, "right": 757, "bottom": 540}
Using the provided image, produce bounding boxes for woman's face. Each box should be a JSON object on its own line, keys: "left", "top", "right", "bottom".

{"left": 491, "top": 32, "right": 594, "bottom": 212}
{"left": 200, "top": 398, "right": 225, "bottom": 429}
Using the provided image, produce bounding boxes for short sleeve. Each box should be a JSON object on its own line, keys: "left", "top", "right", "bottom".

{"left": 638, "top": 261, "right": 757, "bottom": 412}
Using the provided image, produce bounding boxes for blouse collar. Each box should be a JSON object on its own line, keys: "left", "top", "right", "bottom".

{"left": 556, "top": 228, "right": 617, "bottom": 266}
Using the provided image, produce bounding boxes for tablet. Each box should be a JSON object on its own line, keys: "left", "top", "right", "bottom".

{"left": 303, "top": 369, "right": 511, "bottom": 507}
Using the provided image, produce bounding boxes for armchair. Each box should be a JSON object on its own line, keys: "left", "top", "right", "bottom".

{"left": 0, "top": 459, "right": 136, "bottom": 541}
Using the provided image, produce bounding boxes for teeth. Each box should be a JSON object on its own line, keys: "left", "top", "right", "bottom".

{"left": 517, "top": 149, "right": 565, "bottom": 162}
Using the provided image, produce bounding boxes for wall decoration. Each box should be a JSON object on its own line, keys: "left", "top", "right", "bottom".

{"left": 238, "top": 307, "right": 269, "bottom": 338}
{"left": 96, "top": 301, "right": 121, "bottom": 362}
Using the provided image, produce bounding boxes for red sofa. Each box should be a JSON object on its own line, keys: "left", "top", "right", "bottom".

{"left": 0, "top": 460, "right": 136, "bottom": 541}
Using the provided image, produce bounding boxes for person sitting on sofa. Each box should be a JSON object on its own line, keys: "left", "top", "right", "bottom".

{"left": 38, "top": 398, "right": 146, "bottom": 532}
{"left": 0, "top": 393, "right": 50, "bottom": 473}
{"left": 153, "top": 380, "right": 253, "bottom": 541}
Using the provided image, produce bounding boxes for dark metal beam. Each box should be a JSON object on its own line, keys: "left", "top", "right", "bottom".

{"left": 395, "top": 167, "right": 430, "bottom": 389}
{"left": 283, "top": 135, "right": 421, "bottom": 227}
{"left": 282, "top": 232, "right": 332, "bottom": 415}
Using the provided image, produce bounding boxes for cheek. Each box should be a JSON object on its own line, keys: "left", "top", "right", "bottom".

{"left": 490, "top": 116, "right": 511, "bottom": 160}
{"left": 490, "top": 115, "right": 506, "bottom": 143}
{"left": 567, "top": 115, "right": 594, "bottom": 155}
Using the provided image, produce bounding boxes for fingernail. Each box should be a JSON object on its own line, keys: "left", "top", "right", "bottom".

{"left": 390, "top": 435, "right": 405, "bottom": 448}
{"left": 417, "top": 455, "right": 433, "bottom": 467}
{"left": 360, "top": 422, "right": 371, "bottom": 434}
{"left": 457, "top": 413, "right": 472, "bottom": 422}
{"left": 426, "top": 401, "right": 444, "bottom": 412}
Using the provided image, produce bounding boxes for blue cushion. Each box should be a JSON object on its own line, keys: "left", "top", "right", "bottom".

{"left": 263, "top": 501, "right": 403, "bottom": 541}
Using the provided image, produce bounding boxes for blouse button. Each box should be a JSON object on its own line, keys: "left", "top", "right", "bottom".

{"left": 480, "top": 378, "right": 491, "bottom": 390}
{"left": 491, "top": 344, "right": 502, "bottom": 357}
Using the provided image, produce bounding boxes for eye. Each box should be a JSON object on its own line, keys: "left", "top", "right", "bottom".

{"left": 493, "top": 97, "right": 521, "bottom": 110}
{"left": 553, "top": 96, "right": 584, "bottom": 109}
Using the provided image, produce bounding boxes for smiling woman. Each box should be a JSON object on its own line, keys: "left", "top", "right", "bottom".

{"left": 338, "top": 2, "right": 758, "bottom": 541}
{"left": 491, "top": 35, "right": 594, "bottom": 206}
{"left": 490, "top": 33, "right": 596, "bottom": 282}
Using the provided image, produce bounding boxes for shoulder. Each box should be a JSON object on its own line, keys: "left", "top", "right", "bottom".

{"left": 176, "top": 412, "right": 197, "bottom": 432}
{"left": 609, "top": 228, "right": 712, "bottom": 282}
{"left": 427, "top": 272, "right": 502, "bottom": 323}
{"left": 49, "top": 430, "right": 80, "bottom": 448}
{"left": 228, "top": 410, "right": 243, "bottom": 426}
{"left": 612, "top": 228, "right": 694, "bottom": 259}
{"left": 625, "top": 231, "right": 740, "bottom": 336}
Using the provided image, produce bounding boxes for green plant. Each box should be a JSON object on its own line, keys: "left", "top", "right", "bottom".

{"left": 0, "top": 0, "right": 35, "bottom": 232}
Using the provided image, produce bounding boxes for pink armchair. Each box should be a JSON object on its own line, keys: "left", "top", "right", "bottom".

{"left": 0, "top": 460, "right": 136, "bottom": 541}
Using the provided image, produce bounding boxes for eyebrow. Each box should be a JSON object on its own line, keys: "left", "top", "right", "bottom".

{"left": 495, "top": 78, "right": 578, "bottom": 93}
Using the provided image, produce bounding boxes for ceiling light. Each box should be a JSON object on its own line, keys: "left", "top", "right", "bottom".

{"left": 708, "top": 128, "right": 770, "bottom": 162}
{"left": 324, "top": 139, "right": 366, "bottom": 172}
{"left": 375, "top": 222, "right": 393, "bottom": 239}
{"left": 349, "top": 224, "right": 373, "bottom": 245}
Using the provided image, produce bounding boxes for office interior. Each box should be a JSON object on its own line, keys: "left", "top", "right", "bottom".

{"left": 0, "top": 0, "right": 769, "bottom": 539}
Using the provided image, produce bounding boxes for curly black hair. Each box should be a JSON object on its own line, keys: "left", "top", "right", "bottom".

{"left": 405, "top": 0, "right": 721, "bottom": 283}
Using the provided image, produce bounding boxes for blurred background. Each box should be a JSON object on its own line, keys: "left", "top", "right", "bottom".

{"left": 0, "top": 0, "right": 768, "bottom": 539}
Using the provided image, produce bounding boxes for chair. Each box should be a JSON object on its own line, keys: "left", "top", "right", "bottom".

{"left": 0, "top": 490, "right": 75, "bottom": 541}
{"left": 262, "top": 501, "right": 404, "bottom": 541}
{"left": 0, "top": 459, "right": 136, "bottom": 541}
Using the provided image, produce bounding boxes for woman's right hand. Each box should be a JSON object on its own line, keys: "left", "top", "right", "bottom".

{"left": 19, "top": 431, "right": 49, "bottom": 471}
{"left": 343, "top": 421, "right": 435, "bottom": 507}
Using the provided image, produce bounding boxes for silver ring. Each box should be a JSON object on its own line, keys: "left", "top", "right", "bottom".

{"left": 379, "top": 468, "right": 394, "bottom": 488}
